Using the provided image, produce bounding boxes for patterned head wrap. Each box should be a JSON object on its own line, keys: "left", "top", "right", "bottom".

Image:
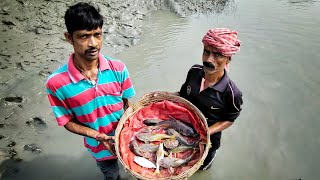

{"left": 202, "top": 28, "right": 241, "bottom": 57}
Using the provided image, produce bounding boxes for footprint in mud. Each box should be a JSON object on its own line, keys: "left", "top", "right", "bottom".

{"left": 39, "top": 70, "right": 51, "bottom": 77}
{"left": 0, "top": 123, "right": 7, "bottom": 128}
{"left": 4, "top": 96, "right": 23, "bottom": 103}
{"left": 24, "top": 143, "right": 41, "bottom": 153}
{"left": 23, "top": 61, "right": 30, "bottom": 65}
{"left": 26, "top": 117, "right": 47, "bottom": 131}
{"left": 0, "top": 135, "right": 5, "bottom": 140}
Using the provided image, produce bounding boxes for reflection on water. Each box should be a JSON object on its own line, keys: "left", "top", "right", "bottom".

{"left": 118, "top": 0, "right": 320, "bottom": 179}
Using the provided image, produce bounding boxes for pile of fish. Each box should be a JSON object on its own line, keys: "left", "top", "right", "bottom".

{"left": 129, "top": 118, "right": 202, "bottom": 175}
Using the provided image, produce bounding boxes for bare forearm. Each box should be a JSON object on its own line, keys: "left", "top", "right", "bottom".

{"left": 208, "top": 121, "right": 233, "bottom": 135}
{"left": 64, "top": 118, "right": 98, "bottom": 139}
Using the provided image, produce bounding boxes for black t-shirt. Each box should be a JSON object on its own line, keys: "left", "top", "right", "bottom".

{"left": 179, "top": 64, "right": 243, "bottom": 127}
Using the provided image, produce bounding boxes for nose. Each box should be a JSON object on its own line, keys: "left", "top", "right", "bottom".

{"left": 88, "top": 36, "right": 98, "bottom": 47}
{"left": 207, "top": 53, "right": 216, "bottom": 62}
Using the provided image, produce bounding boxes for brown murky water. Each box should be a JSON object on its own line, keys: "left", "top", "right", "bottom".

{"left": 118, "top": 0, "right": 320, "bottom": 179}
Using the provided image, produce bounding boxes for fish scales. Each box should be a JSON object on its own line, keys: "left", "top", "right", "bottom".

{"left": 136, "top": 133, "right": 175, "bottom": 143}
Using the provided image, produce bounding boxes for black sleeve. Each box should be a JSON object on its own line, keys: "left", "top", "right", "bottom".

{"left": 224, "top": 86, "right": 243, "bottom": 121}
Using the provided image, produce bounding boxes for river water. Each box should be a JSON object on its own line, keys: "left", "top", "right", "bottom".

{"left": 117, "top": 0, "right": 320, "bottom": 179}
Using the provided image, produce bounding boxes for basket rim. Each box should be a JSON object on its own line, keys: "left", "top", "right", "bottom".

{"left": 115, "top": 92, "right": 211, "bottom": 180}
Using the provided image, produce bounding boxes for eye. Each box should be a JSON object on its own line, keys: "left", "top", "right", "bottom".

{"left": 80, "top": 35, "right": 88, "bottom": 39}
{"left": 203, "top": 49, "right": 210, "bottom": 55}
{"left": 94, "top": 33, "right": 102, "bottom": 37}
{"left": 213, "top": 52, "right": 223, "bottom": 58}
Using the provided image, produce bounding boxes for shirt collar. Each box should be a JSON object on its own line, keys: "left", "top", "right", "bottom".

{"left": 211, "top": 70, "right": 230, "bottom": 92}
{"left": 67, "top": 53, "right": 110, "bottom": 84}
{"left": 201, "top": 68, "right": 230, "bottom": 92}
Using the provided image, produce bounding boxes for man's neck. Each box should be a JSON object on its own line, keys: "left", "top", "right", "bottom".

{"left": 73, "top": 54, "right": 99, "bottom": 71}
{"left": 204, "top": 70, "right": 225, "bottom": 85}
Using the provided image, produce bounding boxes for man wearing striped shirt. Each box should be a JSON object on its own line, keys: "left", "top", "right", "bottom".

{"left": 46, "top": 3, "right": 135, "bottom": 179}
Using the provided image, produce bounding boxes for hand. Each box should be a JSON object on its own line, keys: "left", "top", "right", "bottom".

{"left": 96, "top": 133, "right": 116, "bottom": 156}
{"left": 152, "top": 91, "right": 169, "bottom": 97}
{"left": 143, "top": 91, "right": 178, "bottom": 98}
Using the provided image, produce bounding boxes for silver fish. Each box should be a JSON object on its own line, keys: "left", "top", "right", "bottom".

{"left": 144, "top": 118, "right": 198, "bottom": 137}
{"left": 169, "top": 145, "right": 194, "bottom": 153}
{"left": 130, "top": 139, "right": 159, "bottom": 156}
{"left": 142, "top": 119, "right": 162, "bottom": 125}
{"left": 129, "top": 138, "right": 143, "bottom": 156}
{"left": 133, "top": 156, "right": 156, "bottom": 169}
{"left": 136, "top": 125, "right": 162, "bottom": 134}
{"left": 160, "top": 151, "right": 195, "bottom": 168}
{"left": 154, "top": 143, "right": 165, "bottom": 174}
{"left": 139, "top": 143, "right": 159, "bottom": 152}
{"left": 136, "top": 133, "right": 175, "bottom": 143}
{"left": 166, "top": 128, "right": 200, "bottom": 146}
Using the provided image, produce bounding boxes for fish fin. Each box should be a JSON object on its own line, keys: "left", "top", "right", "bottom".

{"left": 164, "top": 151, "right": 169, "bottom": 157}
{"left": 169, "top": 167, "right": 175, "bottom": 174}
{"left": 153, "top": 168, "right": 161, "bottom": 176}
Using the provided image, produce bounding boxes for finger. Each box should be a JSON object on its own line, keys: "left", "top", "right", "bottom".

{"left": 101, "top": 135, "right": 114, "bottom": 141}
{"left": 103, "top": 141, "right": 115, "bottom": 156}
{"left": 108, "top": 145, "right": 116, "bottom": 156}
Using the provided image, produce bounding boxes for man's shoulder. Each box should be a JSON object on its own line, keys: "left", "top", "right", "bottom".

{"left": 102, "top": 55, "right": 127, "bottom": 71}
{"left": 225, "top": 78, "right": 242, "bottom": 97}
{"left": 46, "top": 64, "right": 68, "bottom": 87}
{"left": 187, "top": 64, "right": 203, "bottom": 74}
{"left": 191, "top": 64, "right": 203, "bottom": 70}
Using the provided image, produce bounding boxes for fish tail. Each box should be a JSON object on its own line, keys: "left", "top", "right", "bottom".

{"left": 153, "top": 167, "right": 161, "bottom": 176}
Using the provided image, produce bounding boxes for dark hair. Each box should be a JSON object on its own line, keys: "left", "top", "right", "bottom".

{"left": 64, "top": 2, "right": 103, "bottom": 35}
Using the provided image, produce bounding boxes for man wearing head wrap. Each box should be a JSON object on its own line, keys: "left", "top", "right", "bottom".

{"left": 178, "top": 28, "right": 243, "bottom": 170}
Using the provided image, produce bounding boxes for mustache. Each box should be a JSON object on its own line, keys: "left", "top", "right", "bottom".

{"left": 203, "top": 61, "right": 215, "bottom": 69}
{"left": 85, "top": 47, "right": 99, "bottom": 53}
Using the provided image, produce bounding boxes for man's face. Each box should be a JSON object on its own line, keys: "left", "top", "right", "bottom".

{"left": 65, "top": 27, "right": 103, "bottom": 62}
{"left": 202, "top": 45, "right": 230, "bottom": 74}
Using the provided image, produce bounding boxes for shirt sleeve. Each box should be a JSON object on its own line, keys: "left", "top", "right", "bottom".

{"left": 46, "top": 84, "right": 73, "bottom": 126}
{"left": 120, "top": 65, "right": 135, "bottom": 99}
{"left": 224, "top": 89, "right": 243, "bottom": 121}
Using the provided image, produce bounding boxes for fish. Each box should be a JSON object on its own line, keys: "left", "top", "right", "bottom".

{"left": 129, "top": 138, "right": 143, "bottom": 156}
{"left": 160, "top": 151, "right": 196, "bottom": 168}
{"left": 142, "top": 119, "right": 162, "bottom": 125}
{"left": 163, "top": 139, "right": 179, "bottom": 149}
{"left": 136, "top": 133, "right": 175, "bottom": 143}
{"left": 130, "top": 138, "right": 159, "bottom": 156}
{"left": 158, "top": 119, "right": 198, "bottom": 137}
{"left": 136, "top": 125, "right": 162, "bottom": 134}
{"left": 166, "top": 128, "right": 200, "bottom": 146}
{"left": 139, "top": 143, "right": 159, "bottom": 152}
{"left": 169, "top": 145, "right": 195, "bottom": 153}
{"left": 154, "top": 143, "right": 166, "bottom": 174}
{"left": 133, "top": 156, "right": 157, "bottom": 169}
{"left": 144, "top": 118, "right": 198, "bottom": 137}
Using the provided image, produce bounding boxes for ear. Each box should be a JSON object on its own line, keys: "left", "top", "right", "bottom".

{"left": 227, "top": 57, "right": 231, "bottom": 63}
{"left": 64, "top": 32, "right": 73, "bottom": 45}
